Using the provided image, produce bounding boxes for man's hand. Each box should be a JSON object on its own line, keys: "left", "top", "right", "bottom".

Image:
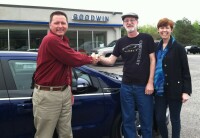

{"left": 91, "top": 53, "right": 100, "bottom": 65}
{"left": 145, "top": 82, "right": 154, "bottom": 95}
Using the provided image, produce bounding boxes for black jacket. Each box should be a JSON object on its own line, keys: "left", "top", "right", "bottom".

{"left": 155, "top": 38, "right": 192, "bottom": 100}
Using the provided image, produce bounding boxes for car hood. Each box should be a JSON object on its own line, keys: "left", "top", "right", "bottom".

{"left": 99, "top": 71, "right": 122, "bottom": 81}
{"left": 98, "top": 47, "right": 114, "bottom": 52}
{"left": 91, "top": 47, "right": 103, "bottom": 51}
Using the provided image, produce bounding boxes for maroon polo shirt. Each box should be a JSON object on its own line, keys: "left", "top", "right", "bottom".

{"left": 34, "top": 31, "right": 93, "bottom": 86}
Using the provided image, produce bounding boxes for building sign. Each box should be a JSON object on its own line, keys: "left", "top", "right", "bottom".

{"left": 72, "top": 14, "right": 109, "bottom": 22}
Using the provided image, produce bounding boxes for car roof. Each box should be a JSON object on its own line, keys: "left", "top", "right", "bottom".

{"left": 0, "top": 51, "right": 38, "bottom": 57}
{"left": 0, "top": 51, "right": 121, "bottom": 85}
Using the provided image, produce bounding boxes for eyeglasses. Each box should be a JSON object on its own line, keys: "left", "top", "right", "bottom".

{"left": 123, "top": 19, "right": 137, "bottom": 23}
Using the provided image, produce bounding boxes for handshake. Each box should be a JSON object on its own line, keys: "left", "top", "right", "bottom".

{"left": 91, "top": 53, "right": 102, "bottom": 65}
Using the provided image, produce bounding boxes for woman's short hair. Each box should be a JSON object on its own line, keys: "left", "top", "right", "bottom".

{"left": 157, "top": 18, "right": 174, "bottom": 29}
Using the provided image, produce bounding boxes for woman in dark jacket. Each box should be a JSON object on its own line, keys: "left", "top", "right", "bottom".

{"left": 154, "top": 18, "right": 192, "bottom": 138}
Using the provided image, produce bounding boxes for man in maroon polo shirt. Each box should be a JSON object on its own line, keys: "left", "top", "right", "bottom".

{"left": 32, "top": 11, "right": 98, "bottom": 138}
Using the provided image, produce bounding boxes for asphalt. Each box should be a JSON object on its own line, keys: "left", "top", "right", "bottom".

{"left": 88, "top": 54, "right": 200, "bottom": 138}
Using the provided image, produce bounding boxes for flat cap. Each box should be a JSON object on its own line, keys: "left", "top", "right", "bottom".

{"left": 121, "top": 12, "right": 139, "bottom": 20}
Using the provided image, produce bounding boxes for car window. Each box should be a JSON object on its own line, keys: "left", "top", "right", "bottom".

{"left": 0, "top": 62, "right": 9, "bottom": 98}
{"left": 8, "top": 60, "right": 36, "bottom": 90}
{"left": 107, "top": 40, "right": 116, "bottom": 47}
{"left": 72, "top": 68, "right": 99, "bottom": 94}
{"left": 75, "top": 69, "right": 92, "bottom": 85}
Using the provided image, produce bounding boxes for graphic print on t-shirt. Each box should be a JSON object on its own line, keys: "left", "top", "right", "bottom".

{"left": 122, "top": 43, "right": 139, "bottom": 53}
{"left": 122, "top": 40, "right": 143, "bottom": 65}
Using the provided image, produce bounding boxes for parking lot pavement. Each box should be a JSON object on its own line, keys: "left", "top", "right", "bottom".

{"left": 88, "top": 54, "right": 200, "bottom": 138}
{"left": 180, "top": 55, "right": 200, "bottom": 138}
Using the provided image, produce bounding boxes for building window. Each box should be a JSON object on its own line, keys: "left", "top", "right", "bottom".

{"left": 93, "top": 31, "right": 106, "bottom": 47}
{"left": 67, "top": 30, "right": 106, "bottom": 55}
{"left": 0, "top": 29, "right": 107, "bottom": 53}
{"left": 0, "top": 29, "right": 8, "bottom": 50}
{"left": 78, "top": 31, "right": 93, "bottom": 55}
{"left": 30, "top": 30, "right": 47, "bottom": 50}
{"left": 66, "top": 31, "right": 78, "bottom": 51}
{"left": 9, "top": 30, "right": 28, "bottom": 51}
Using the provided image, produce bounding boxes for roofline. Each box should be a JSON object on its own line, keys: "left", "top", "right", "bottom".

{"left": 0, "top": 20, "right": 123, "bottom": 27}
{"left": 0, "top": 51, "right": 38, "bottom": 57}
{"left": 0, "top": 4, "right": 123, "bottom": 14}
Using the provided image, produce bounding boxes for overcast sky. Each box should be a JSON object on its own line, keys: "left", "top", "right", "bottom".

{"left": 0, "top": 0, "right": 199, "bottom": 26}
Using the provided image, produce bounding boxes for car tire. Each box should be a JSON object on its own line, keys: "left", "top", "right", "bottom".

{"left": 110, "top": 111, "right": 168, "bottom": 138}
{"left": 110, "top": 113, "right": 142, "bottom": 138}
{"left": 110, "top": 114, "right": 122, "bottom": 138}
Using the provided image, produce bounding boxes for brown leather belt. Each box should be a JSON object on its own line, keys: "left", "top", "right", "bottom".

{"left": 34, "top": 84, "right": 67, "bottom": 91}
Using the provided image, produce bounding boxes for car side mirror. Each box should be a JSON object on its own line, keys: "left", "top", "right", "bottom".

{"left": 75, "top": 78, "right": 90, "bottom": 93}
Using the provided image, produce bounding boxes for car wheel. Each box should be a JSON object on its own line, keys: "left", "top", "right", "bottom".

{"left": 110, "top": 113, "right": 142, "bottom": 138}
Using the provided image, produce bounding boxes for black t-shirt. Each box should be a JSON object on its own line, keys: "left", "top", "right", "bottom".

{"left": 113, "top": 33, "right": 155, "bottom": 85}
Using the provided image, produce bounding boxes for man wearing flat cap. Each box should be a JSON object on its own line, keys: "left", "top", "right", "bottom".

{"left": 121, "top": 12, "right": 139, "bottom": 20}
{"left": 99, "top": 12, "right": 156, "bottom": 138}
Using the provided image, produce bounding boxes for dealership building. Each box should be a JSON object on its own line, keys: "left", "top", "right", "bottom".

{"left": 0, "top": 4, "right": 123, "bottom": 53}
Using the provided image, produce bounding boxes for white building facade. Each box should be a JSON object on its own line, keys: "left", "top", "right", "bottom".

{"left": 0, "top": 4, "right": 123, "bottom": 53}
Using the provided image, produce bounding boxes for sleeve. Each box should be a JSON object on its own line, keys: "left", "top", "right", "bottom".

{"left": 147, "top": 35, "right": 156, "bottom": 54}
{"left": 112, "top": 40, "right": 121, "bottom": 57}
{"left": 47, "top": 36, "right": 93, "bottom": 67}
{"left": 179, "top": 44, "right": 192, "bottom": 95}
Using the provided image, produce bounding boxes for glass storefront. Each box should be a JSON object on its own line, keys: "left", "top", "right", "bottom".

{"left": 30, "top": 30, "right": 47, "bottom": 50}
{"left": 0, "top": 29, "right": 8, "bottom": 50}
{"left": 66, "top": 31, "right": 78, "bottom": 50}
{"left": 9, "top": 30, "right": 28, "bottom": 51}
{"left": 0, "top": 29, "right": 47, "bottom": 51}
{"left": 0, "top": 29, "right": 107, "bottom": 54}
{"left": 66, "top": 30, "right": 106, "bottom": 55}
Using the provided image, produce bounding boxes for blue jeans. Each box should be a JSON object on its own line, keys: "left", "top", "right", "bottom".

{"left": 155, "top": 95, "right": 182, "bottom": 138}
{"left": 120, "top": 83, "right": 153, "bottom": 138}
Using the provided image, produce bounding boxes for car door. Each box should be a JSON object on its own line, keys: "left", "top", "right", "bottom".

{"left": 71, "top": 68, "right": 106, "bottom": 138}
{"left": 1, "top": 57, "right": 36, "bottom": 138}
{"left": 0, "top": 60, "right": 15, "bottom": 138}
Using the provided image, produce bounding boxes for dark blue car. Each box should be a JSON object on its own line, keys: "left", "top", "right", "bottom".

{"left": 0, "top": 51, "right": 169, "bottom": 138}
{"left": 0, "top": 51, "right": 138, "bottom": 138}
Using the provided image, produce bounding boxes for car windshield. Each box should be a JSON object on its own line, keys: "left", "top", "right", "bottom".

{"left": 106, "top": 40, "right": 116, "bottom": 47}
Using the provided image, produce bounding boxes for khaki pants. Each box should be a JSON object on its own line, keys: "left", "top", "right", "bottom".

{"left": 32, "top": 86, "right": 73, "bottom": 138}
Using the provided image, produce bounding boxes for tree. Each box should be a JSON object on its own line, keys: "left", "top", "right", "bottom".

{"left": 138, "top": 25, "right": 160, "bottom": 40}
{"left": 192, "top": 20, "right": 200, "bottom": 31}
{"left": 173, "top": 18, "right": 195, "bottom": 46}
{"left": 191, "top": 21, "right": 200, "bottom": 46}
{"left": 121, "top": 27, "right": 127, "bottom": 37}
{"left": 121, "top": 25, "right": 160, "bottom": 40}
{"left": 120, "top": 18, "right": 200, "bottom": 47}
